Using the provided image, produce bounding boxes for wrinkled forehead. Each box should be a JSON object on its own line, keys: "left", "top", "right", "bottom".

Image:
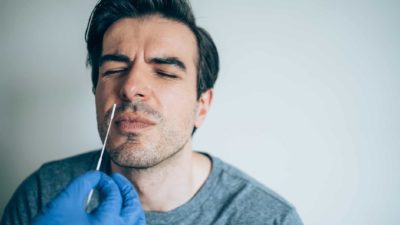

{"left": 102, "top": 15, "right": 198, "bottom": 68}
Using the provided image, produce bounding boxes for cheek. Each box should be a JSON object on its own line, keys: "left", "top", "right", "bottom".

{"left": 163, "top": 78, "right": 197, "bottom": 114}
{"left": 95, "top": 81, "right": 117, "bottom": 118}
{"left": 157, "top": 86, "right": 198, "bottom": 124}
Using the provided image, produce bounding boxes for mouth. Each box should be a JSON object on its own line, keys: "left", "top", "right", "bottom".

{"left": 113, "top": 113, "right": 156, "bottom": 133}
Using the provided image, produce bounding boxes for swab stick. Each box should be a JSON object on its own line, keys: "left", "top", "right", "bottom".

{"left": 86, "top": 103, "right": 116, "bottom": 208}
{"left": 96, "top": 103, "right": 117, "bottom": 171}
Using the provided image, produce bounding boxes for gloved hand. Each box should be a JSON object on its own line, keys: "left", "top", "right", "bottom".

{"left": 30, "top": 171, "right": 146, "bottom": 225}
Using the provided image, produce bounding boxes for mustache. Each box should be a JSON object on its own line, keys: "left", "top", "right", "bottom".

{"left": 103, "top": 102, "right": 162, "bottom": 125}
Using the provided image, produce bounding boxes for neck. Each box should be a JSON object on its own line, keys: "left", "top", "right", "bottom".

{"left": 110, "top": 142, "right": 211, "bottom": 212}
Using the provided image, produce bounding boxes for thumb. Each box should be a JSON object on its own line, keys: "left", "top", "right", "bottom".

{"left": 112, "top": 173, "right": 146, "bottom": 224}
{"left": 91, "top": 172, "right": 122, "bottom": 217}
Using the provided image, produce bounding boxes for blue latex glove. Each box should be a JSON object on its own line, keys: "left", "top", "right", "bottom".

{"left": 30, "top": 171, "right": 146, "bottom": 225}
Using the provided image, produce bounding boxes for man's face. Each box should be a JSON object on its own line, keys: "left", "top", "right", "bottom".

{"left": 95, "top": 15, "right": 211, "bottom": 169}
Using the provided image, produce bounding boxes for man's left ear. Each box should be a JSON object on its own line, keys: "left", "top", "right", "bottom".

{"left": 194, "top": 89, "right": 214, "bottom": 128}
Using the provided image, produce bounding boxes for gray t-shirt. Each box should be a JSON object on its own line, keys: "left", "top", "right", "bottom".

{"left": 1, "top": 150, "right": 303, "bottom": 225}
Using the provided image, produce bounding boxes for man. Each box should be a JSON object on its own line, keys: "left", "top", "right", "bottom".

{"left": 1, "top": 0, "right": 303, "bottom": 224}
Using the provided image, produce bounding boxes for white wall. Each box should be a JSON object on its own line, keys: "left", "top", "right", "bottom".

{"left": 1, "top": 0, "right": 399, "bottom": 224}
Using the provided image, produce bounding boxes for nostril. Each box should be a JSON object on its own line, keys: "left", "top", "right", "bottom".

{"left": 120, "top": 89, "right": 131, "bottom": 101}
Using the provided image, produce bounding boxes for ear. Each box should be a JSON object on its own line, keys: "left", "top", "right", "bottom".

{"left": 194, "top": 89, "right": 214, "bottom": 128}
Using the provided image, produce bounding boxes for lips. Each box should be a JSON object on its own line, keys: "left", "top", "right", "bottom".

{"left": 114, "top": 113, "right": 156, "bottom": 133}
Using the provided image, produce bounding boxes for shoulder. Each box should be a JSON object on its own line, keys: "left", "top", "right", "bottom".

{"left": 1, "top": 150, "right": 101, "bottom": 225}
{"left": 37, "top": 150, "right": 101, "bottom": 198}
{"left": 209, "top": 155, "right": 303, "bottom": 225}
{"left": 215, "top": 156, "right": 292, "bottom": 207}
{"left": 1, "top": 170, "right": 41, "bottom": 225}
{"left": 38, "top": 150, "right": 100, "bottom": 177}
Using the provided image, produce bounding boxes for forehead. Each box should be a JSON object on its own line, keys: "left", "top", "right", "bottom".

{"left": 102, "top": 15, "right": 198, "bottom": 66}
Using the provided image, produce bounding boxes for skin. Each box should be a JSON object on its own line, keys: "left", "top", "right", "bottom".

{"left": 95, "top": 15, "right": 213, "bottom": 211}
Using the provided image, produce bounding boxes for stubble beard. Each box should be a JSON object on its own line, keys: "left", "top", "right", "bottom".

{"left": 107, "top": 126, "right": 191, "bottom": 170}
{"left": 97, "top": 102, "right": 195, "bottom": 170}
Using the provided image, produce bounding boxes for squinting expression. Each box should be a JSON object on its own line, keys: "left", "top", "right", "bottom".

{"left": 95, "top": 15, "right": 205, "bottom": 169}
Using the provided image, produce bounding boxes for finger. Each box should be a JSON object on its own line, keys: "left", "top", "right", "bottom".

{"left": 112, "top": 173, "right": 145, "bottom": 223}
{"left": 91, "top": 172, "right": 122, "bottom": 216}
{"left": 51, "top": 171, "right": 102, "bottom": 210}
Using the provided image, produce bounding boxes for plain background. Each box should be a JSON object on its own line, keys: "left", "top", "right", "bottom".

{"left": 1, "top": 0, "right": 399, "bottom": 224}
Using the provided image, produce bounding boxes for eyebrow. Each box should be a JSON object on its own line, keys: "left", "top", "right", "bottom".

{"left": 98, "top": 54, "right": 187, "bottom": 72}
{"left": 149, "top": 57, "right": 186, "bottom": 72}
{"left": 99, "top": 54, "right": 131, "bottom": 67}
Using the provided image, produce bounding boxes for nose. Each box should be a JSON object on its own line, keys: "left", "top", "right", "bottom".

{"left": 119, "top": 64, "right": 150, "bottom": 102}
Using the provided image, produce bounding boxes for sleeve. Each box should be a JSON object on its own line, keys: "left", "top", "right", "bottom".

{"left": 282, "top": 208, "right": 304, "bottom": 225}
{"left": 1, "top": 171, "right": 41, "bottom": 225}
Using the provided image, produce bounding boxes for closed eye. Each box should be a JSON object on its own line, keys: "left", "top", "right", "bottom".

{"left": 155, "top": 69, "right": 178, "bottom": 79}
{"left": 103, "top": 68, "right": 128, "bottom": 77}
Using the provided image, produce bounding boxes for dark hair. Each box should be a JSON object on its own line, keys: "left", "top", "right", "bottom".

{"left": 85, "top": 0, "right": 219, "bottom": 98}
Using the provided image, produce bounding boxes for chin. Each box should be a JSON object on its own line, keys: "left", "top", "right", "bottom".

{"left": 107, "top": 142, "right": 162, "bottom": 169}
